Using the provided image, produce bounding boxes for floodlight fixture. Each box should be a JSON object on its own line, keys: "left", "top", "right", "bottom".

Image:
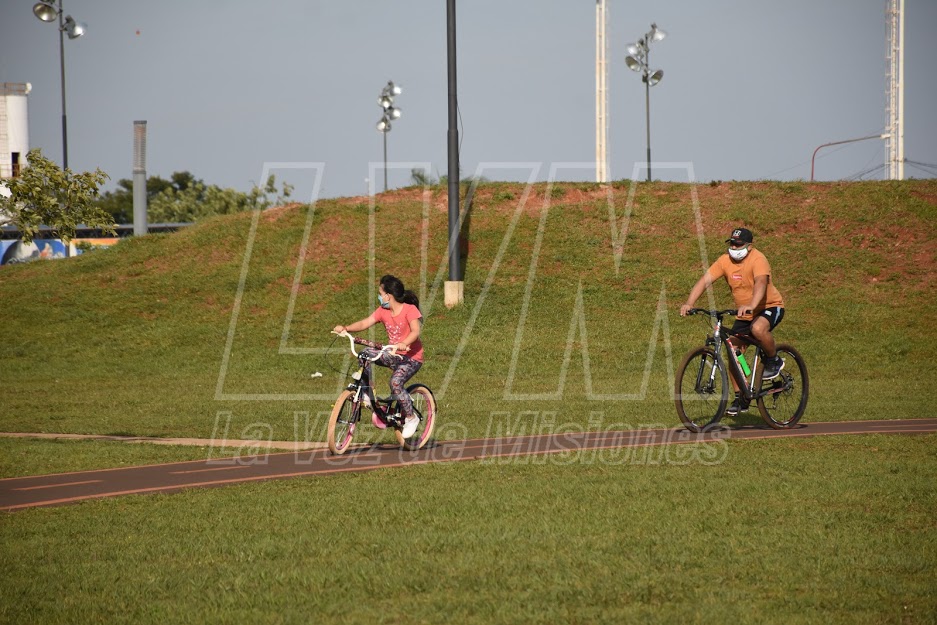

{"left": 648, "top": 69, "right": 664, "bottom": 86}
{"left": 64, "top": 16, "right": 86, "bottom": 39}
{"left": 625, "top": 56, "right": 643, "bottom": 72}
{"left": 33, "top": 1, "right": 57, "bottom": 21}
{"left": 650, "top": 23, "right": 667, "bottom": 42}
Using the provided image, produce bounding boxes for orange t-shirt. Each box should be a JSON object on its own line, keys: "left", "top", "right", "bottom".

{"left": 706, "top": 248, "right": 784, "bottom": 321}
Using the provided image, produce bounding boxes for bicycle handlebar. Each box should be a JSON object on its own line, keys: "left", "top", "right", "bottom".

{"left": 331, "top": 331, "right": 403, "bottom": 361}
{"left": 686, "top": 308, "right": 738, "bottom": 318}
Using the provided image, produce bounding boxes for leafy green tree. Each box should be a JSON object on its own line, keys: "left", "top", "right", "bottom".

{"left": 0, "top": 148, "right": 116, "bottom": 247}
{"left": 94, "top": 175, "right": 176, "bottom": 223}
{"left": 146, "top": 175, "right": 293, "bottom": 223}
{"left": 94, "top": 172, "right": 293, "bottom": 224}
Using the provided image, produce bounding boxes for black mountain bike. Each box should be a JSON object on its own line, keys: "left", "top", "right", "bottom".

{"left": 327, "top": 331, "right": 436, "bottom": 454}
{"left": 675, "top": 308, "right": 809, "bottom": 432}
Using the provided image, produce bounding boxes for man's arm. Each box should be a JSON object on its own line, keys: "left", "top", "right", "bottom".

{"left": 680, "top": 273, "right": 715, "bottom": 316}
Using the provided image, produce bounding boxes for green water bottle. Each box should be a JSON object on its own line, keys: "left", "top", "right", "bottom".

{"left": 735, "top": 349, "right": 751, "bottom": 376}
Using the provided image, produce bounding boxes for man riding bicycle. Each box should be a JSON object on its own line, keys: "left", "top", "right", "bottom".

{"left": 679, "top": 227, "right": 786, "bottom": 416}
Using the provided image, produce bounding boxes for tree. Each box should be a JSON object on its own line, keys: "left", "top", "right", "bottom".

{"left": 94, "top": 176, "right": 175, "bottom": 223}
{"left": 146, "top": 174, "right": 293, "bottom": 223}
{"left": 0, "top": 148, "right": 116, "bottom": 247}
{"left": 94, "top": 172, "right": 294, "bottom": 224}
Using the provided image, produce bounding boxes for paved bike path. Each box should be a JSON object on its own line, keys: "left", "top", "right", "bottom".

{"left": 2, "top": 419, "right": 935, "bottom": 511}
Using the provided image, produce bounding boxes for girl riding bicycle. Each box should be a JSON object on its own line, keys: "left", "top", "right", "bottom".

{"left": 333, "top": 274, "right": 424, "bottom": 438}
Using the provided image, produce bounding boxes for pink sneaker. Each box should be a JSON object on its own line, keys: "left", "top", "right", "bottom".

{"left": 371, "top": 412, "right": 387, "bottom": 429}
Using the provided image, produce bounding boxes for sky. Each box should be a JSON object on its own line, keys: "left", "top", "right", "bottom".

{"left": 1, "top": 0, "right": 935, "bottom": 201}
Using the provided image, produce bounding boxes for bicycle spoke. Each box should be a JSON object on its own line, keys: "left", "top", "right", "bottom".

{"left": 756, "top": 346, "right": 808, "bottom": 429}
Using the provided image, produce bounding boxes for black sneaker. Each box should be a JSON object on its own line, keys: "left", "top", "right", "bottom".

{"left": 762, "top": 356, "right": 785, "bottom": 380}
{"left": 726, "top": 396, "right": 750, "bottom": 416}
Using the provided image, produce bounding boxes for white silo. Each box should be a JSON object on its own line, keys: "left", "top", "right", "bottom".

{"left": 0, "top": 82, "right": 31, "bottom": 180}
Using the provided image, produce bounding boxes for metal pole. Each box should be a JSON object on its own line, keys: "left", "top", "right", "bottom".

{"left": 446, "top": 0, "right": 461, "bottom": 283}
{"left": 810, "top": 134, "right": 890, "bottom": 181}
{"left": 443, "top": 0, "right": 463, "bottom": 307}
{"left": 383, "top": 130, "right": 388, "bottom": 192}
{"left": 58, "top": 0, "right": 68, "bottom": 170}
{"left": 897, "top": 0, "right": 905, "bottom": 180}
{"left": 645, "top": 73, "right": 651, "bottom": 183}
{"left": 133, "top": 121, "right": 148, "bottom": 235}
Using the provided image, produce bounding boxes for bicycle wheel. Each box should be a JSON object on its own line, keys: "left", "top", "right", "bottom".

{"left": 394, "top": 383, "right": 436, "bottom": 451}
{"left": 327, "top": 390, "right": 360, "bottom": 455}
{"left": 755, "top": 344, "right": 808, "bottom": 429}
{"left": 675, "top": 347, "right": 729, "bottom": 433}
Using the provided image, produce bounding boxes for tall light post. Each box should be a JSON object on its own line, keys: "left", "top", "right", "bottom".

{"left": 32, "top": 0, "right": 87, "bottom": 171}
{"left": 376, "top": 81, "right": 402, "bottom": 193}
{"left": 625, "top": 23, "right": 666, "bottom": 183}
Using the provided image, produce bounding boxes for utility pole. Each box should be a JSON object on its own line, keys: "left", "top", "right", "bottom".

{"left": 595, "top": 0, "right": 608, "bottom": 182}
{"left": 885, "top": 0, "right": 905, "bottom": 180}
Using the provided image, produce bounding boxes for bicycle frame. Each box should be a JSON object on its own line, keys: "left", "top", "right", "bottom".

{"left": 705, "top": 313, "right": 765, "bottom": 403}
{"left": 335, "top": 331, "right": 404, "bottom": 427}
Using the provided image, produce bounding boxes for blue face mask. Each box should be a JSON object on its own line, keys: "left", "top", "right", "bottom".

{"left": 378, "top": 293, "right": 391, "bottom": 309}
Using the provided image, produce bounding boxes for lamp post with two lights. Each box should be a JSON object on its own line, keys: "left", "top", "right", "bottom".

{"left": 32, "top": 0, "right": 87, "bottom": 171}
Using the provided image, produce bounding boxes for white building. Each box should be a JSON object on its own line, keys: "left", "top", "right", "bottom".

{"left": 1, "top": 82, "right": 31, "bottom": 182}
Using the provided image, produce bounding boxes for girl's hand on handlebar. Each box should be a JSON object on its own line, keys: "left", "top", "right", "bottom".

{"left": 394, "top": 343, "right": 410, "bottom": 353}
{"left": 679, "top": 304, "right": 694, "bottom": 317}
{"left": 332, "top": 325, "right": 346, "bottom": 334}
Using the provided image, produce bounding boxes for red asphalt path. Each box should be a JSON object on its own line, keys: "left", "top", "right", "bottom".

{"left": 2, "top": 419, "right": 935, "bottom": 512}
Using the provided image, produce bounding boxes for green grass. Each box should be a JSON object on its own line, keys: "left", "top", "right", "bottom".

{"left": 1, "top": 433, "right": 935, "bottom": 624}
{"left": 2, "top": 181, "right": 935, "bottom": 441}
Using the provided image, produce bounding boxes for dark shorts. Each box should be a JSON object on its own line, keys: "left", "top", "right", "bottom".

{"left": 730, "top": 306, "right": 785, "bottom": 336}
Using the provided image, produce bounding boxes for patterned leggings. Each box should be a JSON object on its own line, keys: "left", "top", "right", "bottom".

{"left": 362, "top": 349, "right": 423, "bottom": 419}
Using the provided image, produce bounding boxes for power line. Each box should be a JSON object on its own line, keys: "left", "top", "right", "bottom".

{"left": 845, "top": 163, "right": 886, "bottom": 181}
{"left": 904, "top": 161, "right": 937, "bottom": 178}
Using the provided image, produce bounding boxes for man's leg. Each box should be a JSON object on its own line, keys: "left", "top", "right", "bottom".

{"left": 752, "top": 313, "right": 786, "bottom": 379}
{"left": 750, "top": 316, "right": 776, "bottom": 359}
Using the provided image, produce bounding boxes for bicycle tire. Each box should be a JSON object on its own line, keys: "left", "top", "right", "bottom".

{"left": 394, "top": 383, "right": 437, "bottom": 451}
{"left": 755, "top": 344, "right": 808, "bottom": 429}
{"left": 327, "top": 390, "right": 360, "bottom": 455}
{"left": 675, "top": 346, "right": 729, "bottom": 433}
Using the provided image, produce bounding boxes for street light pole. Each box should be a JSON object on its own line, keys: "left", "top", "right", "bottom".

{"left": 57, "top": 6, "right": 68, "bottom": 169}
{"left": 644, "top": 60, "right": 651, "bottom": 182}
{"left": 376, "top": 81, "right": 402, "bottom": 193}
{"left": 625, "top": 23, "right": 666, "bottom": 183}
{"left": 33, "top": 0, "right": 86, "bottom": 171}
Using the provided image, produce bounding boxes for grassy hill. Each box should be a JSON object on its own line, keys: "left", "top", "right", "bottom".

{"left": 1, "top": 180, "right": 935, "bottom": 440}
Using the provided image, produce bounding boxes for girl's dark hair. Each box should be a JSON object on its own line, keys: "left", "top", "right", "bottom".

{"left": 380, "top": 274, "right": 420, "bottom": 312}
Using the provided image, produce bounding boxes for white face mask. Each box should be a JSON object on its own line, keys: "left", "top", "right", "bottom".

{"left": 728, "top": 246, "right": 750, "bottom": 261}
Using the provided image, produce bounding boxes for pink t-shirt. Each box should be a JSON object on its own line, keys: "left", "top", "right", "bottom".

{"left": 373, "top": 304, "right": 424, "bottom": 362}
